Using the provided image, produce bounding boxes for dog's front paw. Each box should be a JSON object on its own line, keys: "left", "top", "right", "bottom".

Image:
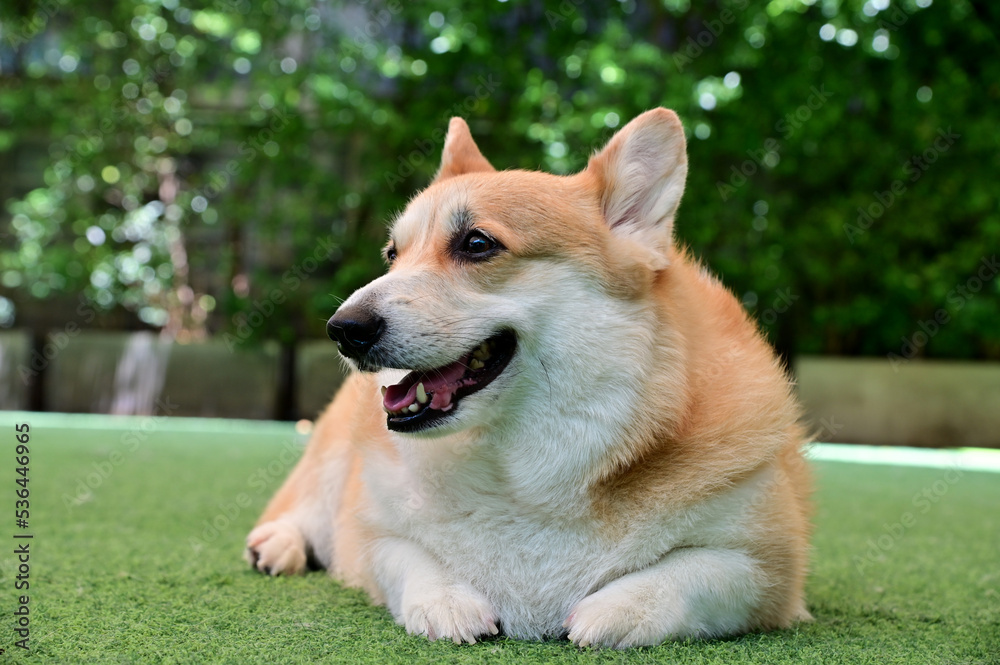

{"left": 245, "top": 521, "right": 307, "bottom": 576}
{"left": 565, "top": 584, "right": 676, "bottom": 649}
{"left": 401, "top": 583, "right": 499, "bottom": 644}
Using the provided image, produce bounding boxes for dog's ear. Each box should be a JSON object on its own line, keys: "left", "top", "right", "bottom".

{"left": 432, "top": 118, "right": 495, "bottom": 183}
{"left": 585, "top": 108, "right": 687, "bottom": 268}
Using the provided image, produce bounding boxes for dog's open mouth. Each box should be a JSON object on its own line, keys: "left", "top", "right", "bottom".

{"left": 381, "top": 330, "right": 516, "bottom": 433}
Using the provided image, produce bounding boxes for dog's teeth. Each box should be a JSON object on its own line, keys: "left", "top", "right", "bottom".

{"left": 380, "top": 386, "right": 387, "bottom": 397}
{"left": 416, "top": 383, "right": 428, "bottom": 404}
{"left": 382, "top": 404, "right": 391, "bottom": 414}
{"left": 407, "top": 403, "right": 420, "bottom": 413}
{"left": 469, "top": 358, "right": 485, "bottom": 370}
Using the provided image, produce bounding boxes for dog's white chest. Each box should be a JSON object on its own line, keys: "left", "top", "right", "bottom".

{"left": 367, "top": 460, "right": 660, "bottom": 639}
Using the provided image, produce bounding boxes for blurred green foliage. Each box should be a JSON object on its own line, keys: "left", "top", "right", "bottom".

{"left": 0, "top": 0, "right": 997, "bottom": 358}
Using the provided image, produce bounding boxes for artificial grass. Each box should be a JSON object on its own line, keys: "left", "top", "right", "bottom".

{"left": 0, "top": 412, "right": 997, "bottom": 664}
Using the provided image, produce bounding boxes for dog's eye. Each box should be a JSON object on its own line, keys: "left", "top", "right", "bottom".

{"left": 384, "top": 245, "right": 397, "bottom": 264}
{"left": 460, "top": 230, "right": 497, "bottom": 256}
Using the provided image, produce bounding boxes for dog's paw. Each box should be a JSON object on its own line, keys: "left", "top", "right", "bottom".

{"left": 245, "top": 521, "right": 307, "bottom": 576}
{"left": 401, "top": 583, "right": 499, "bottom": 644}
{"left": 565, "top": 584, "right": 675, "bottom": 649}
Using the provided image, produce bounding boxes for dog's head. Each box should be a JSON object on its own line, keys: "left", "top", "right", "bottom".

{"left": 328, "top": 109, "right": 687, "bottom": 436}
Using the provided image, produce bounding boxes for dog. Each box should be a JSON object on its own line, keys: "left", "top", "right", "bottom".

{"left": 245, "top": 108, "right": 811, "bottom": 647}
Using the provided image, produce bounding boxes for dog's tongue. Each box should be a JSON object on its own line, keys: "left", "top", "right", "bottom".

{"left": 383, "top": 358, "right": 469, "bottom": 413}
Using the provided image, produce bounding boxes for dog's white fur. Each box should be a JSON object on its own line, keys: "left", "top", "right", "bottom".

{"left": 246, "top": 109, "right": 811, "bottom": 647}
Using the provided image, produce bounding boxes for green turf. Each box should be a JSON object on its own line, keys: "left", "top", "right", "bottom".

{"left": 0, "top": 412, "right": 997, "bottom": 664}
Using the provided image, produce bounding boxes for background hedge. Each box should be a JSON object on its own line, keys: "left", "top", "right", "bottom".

{"left": 1, "top": 0, "right": 997, "bottom": 360}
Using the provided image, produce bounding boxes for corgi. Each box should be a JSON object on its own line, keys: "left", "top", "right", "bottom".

{"left": 245, "top": 108, "right": 811, "bottom": 647}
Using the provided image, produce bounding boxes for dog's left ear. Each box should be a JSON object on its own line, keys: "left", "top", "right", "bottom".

{"left": 432, "top": 117, "right": 495, "bottom": 183}
{"left": 585, "top": 108, "right": 687, "bottom": 268}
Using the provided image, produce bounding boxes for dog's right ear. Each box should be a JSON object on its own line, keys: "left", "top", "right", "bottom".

{"left": 585, "top": 108, "right": 687, "bottom": 269}
{"left": 432, "top": 118, "right": 495, "bottom": 184}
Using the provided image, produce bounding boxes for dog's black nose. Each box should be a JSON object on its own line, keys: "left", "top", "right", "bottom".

{"left": 326, "top": 306, "right": 385, "bottom": 359}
